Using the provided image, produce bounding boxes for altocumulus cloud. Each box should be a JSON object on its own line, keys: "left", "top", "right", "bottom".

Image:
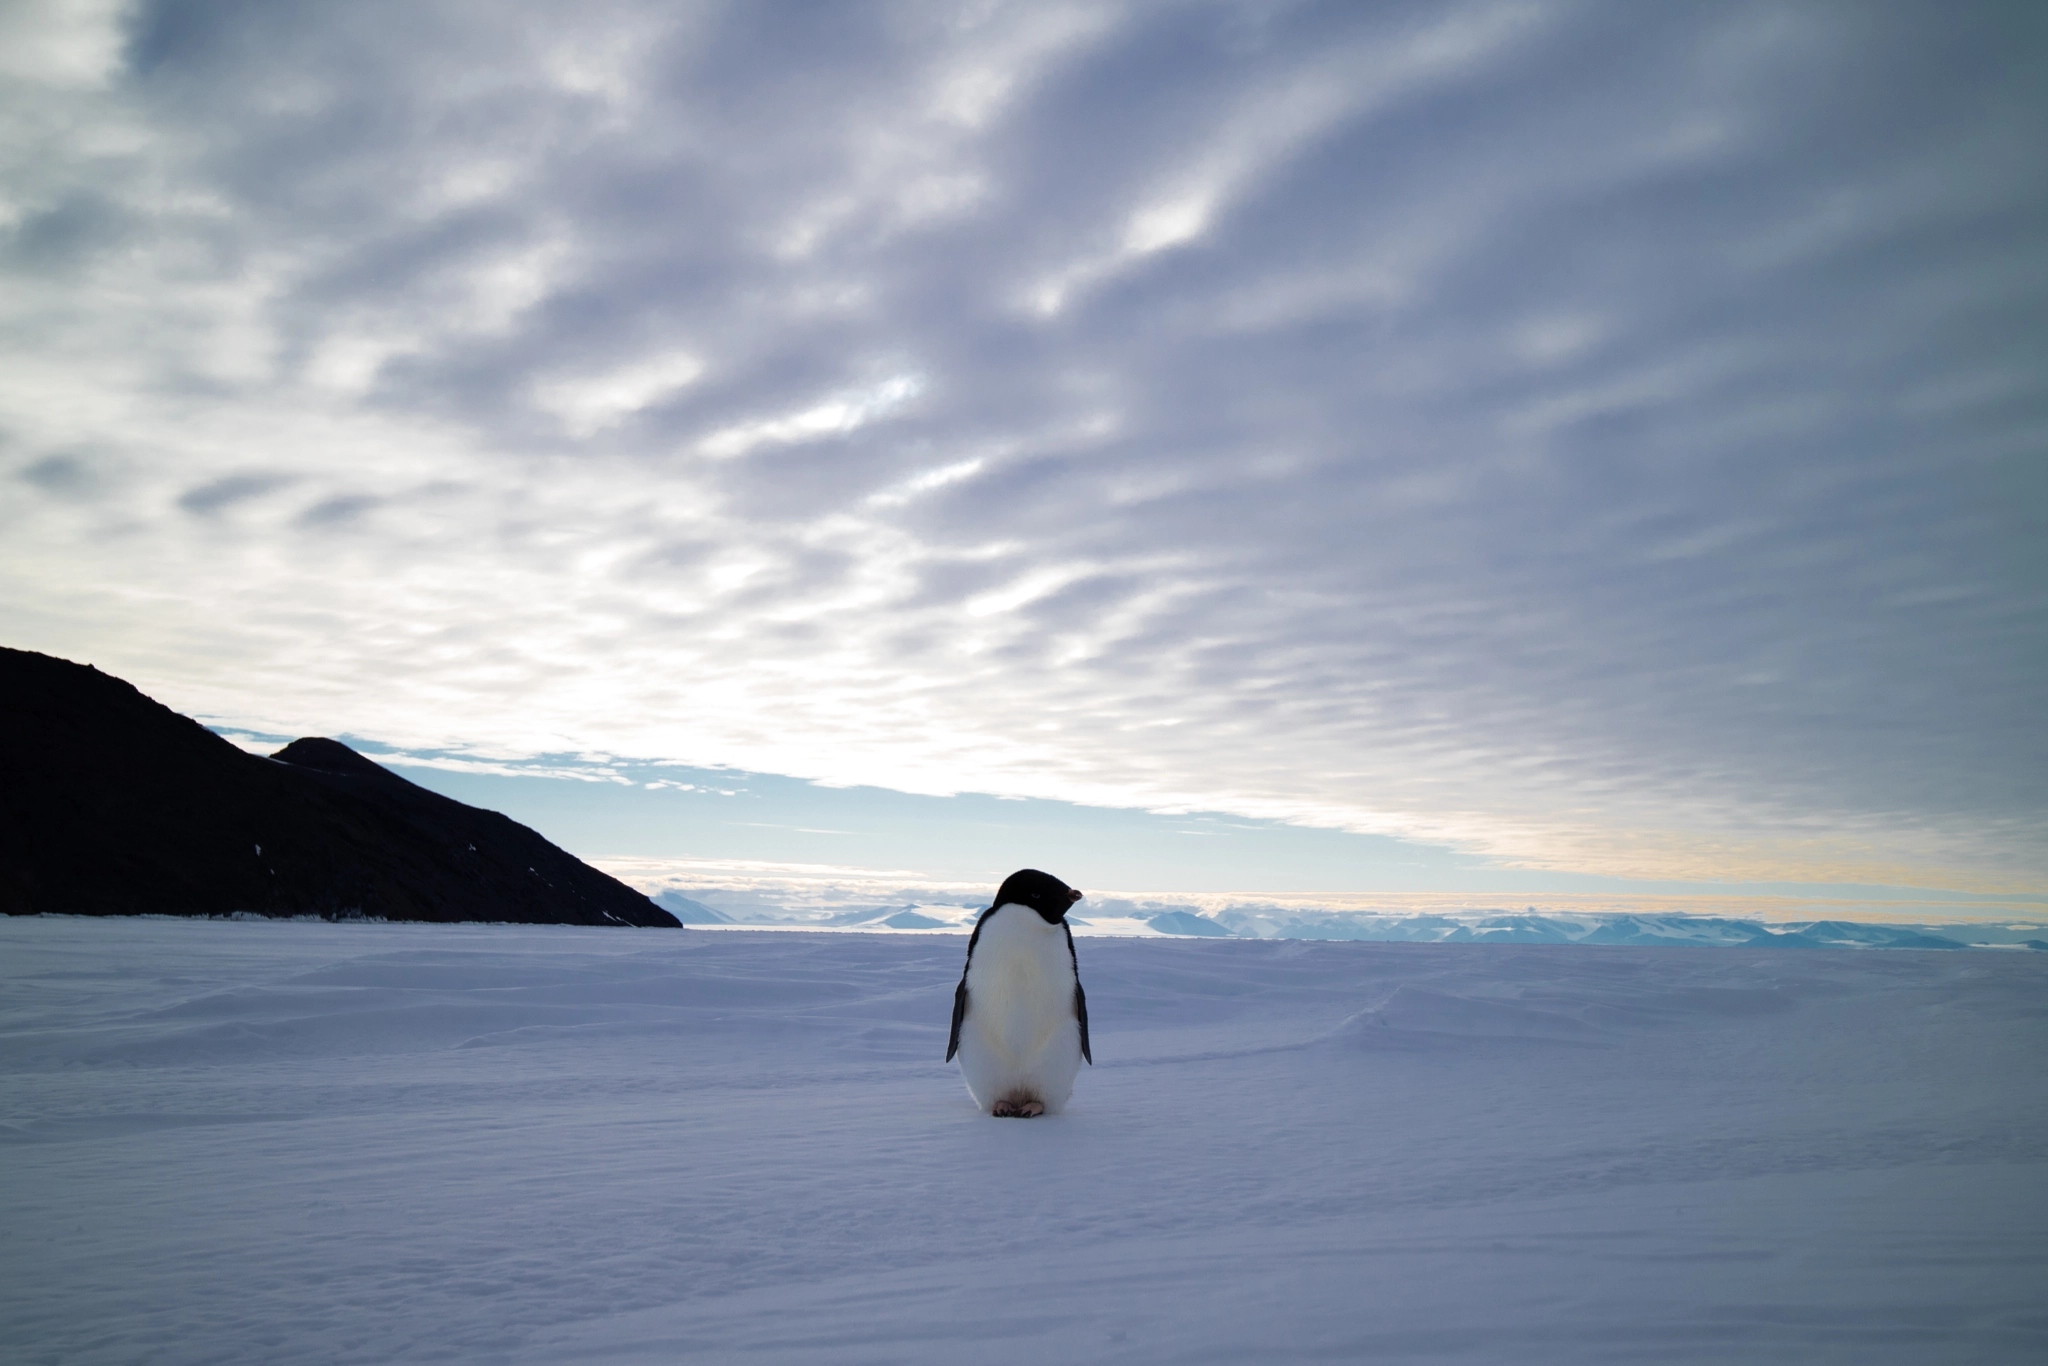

{"left": 1, "top": 0, "right": 2043, "bottom": 890}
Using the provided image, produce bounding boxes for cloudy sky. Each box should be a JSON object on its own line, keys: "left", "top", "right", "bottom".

{"left": 4, "top": 0, "right": 2043, "bottom": 903}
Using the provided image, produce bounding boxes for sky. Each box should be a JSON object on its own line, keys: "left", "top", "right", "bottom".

{"left": 3, "top": 0, "right": 2044, "bottom": 908}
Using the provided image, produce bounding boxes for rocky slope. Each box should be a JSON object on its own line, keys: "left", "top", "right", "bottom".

{"left": 0, "top": 647, "right": 678, "bottom": 927}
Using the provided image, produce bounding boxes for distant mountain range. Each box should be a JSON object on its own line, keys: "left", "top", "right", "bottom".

{"left": 1, "top": 647, "right": 678, "bottom": 927}
{"left": 1191, "top": 908, "right": 2044, "bottom": 950}
{"left": 655, "top": 896, "right": 2045, "bottom": 950}
{"left": 652, "top": 890, "right": 735, "bottom": 924}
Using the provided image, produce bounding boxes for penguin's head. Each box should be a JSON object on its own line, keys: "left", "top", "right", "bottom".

{"left": 991, "top": 868, "right": 1084, "bottom": 925}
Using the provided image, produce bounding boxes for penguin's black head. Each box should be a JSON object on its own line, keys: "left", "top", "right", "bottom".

{"left": 992, "top": 868, "right": 1084, "bottom": 925}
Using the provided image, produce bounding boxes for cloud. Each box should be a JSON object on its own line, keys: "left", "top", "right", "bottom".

{"left": 2, "top": 0, "right": 2044, "bottom": 890}
{"left": 531, "top": 350, "right": 705, "bottom": 437}
{"left": 698, "top": 373, "right": 924, "bottom": 459}
{"left": 178, "top": 472, "right": 294, "bottom": 515}
{"left": 0, "top": 0, "right": 129, "bottom": 89}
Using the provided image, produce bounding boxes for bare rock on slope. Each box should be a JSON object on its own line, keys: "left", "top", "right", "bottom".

{"left": 0, "top": 646, "right": 679, "bottom": 927}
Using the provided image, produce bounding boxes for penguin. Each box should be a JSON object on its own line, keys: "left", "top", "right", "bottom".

{"left": 946, "top": 868, "right": 1092, "bottom": 1117}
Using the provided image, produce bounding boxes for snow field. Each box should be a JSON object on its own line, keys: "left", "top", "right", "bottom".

{"left": 2, "top": 915, "right": 2045, "bottom": 1364}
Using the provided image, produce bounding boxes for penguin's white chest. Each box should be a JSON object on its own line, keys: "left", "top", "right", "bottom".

{"left": 957, "top": 905, "right": 1083, "bottom": 1114}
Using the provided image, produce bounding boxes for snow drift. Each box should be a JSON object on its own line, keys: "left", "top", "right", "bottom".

{"left": 3, "top": 915, "right": 2043, "bottom": 1364}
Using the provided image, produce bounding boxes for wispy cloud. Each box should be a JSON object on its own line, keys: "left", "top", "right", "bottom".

{"left": 3, "top": 0, "right": 2043, "bottom": 891}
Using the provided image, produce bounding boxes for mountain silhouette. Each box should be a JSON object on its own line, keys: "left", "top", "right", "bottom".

{"left": 1, "top": 647, "right": 678, "bottom": 927}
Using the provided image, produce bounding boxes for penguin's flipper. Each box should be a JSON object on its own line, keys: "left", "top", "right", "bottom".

{"left": 946, "top": 978, "right": 969, "bottom": 1062}
{"left": 1064, "top": 922, "right": 1092, "bottom": 1064}
{"left": 948, "top": 906, "right": 995, "bottom": 1063}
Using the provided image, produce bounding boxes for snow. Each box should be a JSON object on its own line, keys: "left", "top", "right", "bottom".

{"left": 3, "top": 915, "right": 2045, "bottom": 1364}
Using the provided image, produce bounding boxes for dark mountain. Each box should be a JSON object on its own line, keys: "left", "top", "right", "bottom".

{"left": 0, "top": 647, "right": 679, "bottom": 927}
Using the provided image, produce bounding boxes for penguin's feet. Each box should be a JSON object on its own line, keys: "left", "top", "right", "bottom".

{"left": 991, "top": 1092, "right": 1045, "bottom": 1118}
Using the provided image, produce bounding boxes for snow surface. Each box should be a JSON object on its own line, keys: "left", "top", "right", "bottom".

{"left": 4, "top": 915, "right": 2045, "bottom": 1364}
